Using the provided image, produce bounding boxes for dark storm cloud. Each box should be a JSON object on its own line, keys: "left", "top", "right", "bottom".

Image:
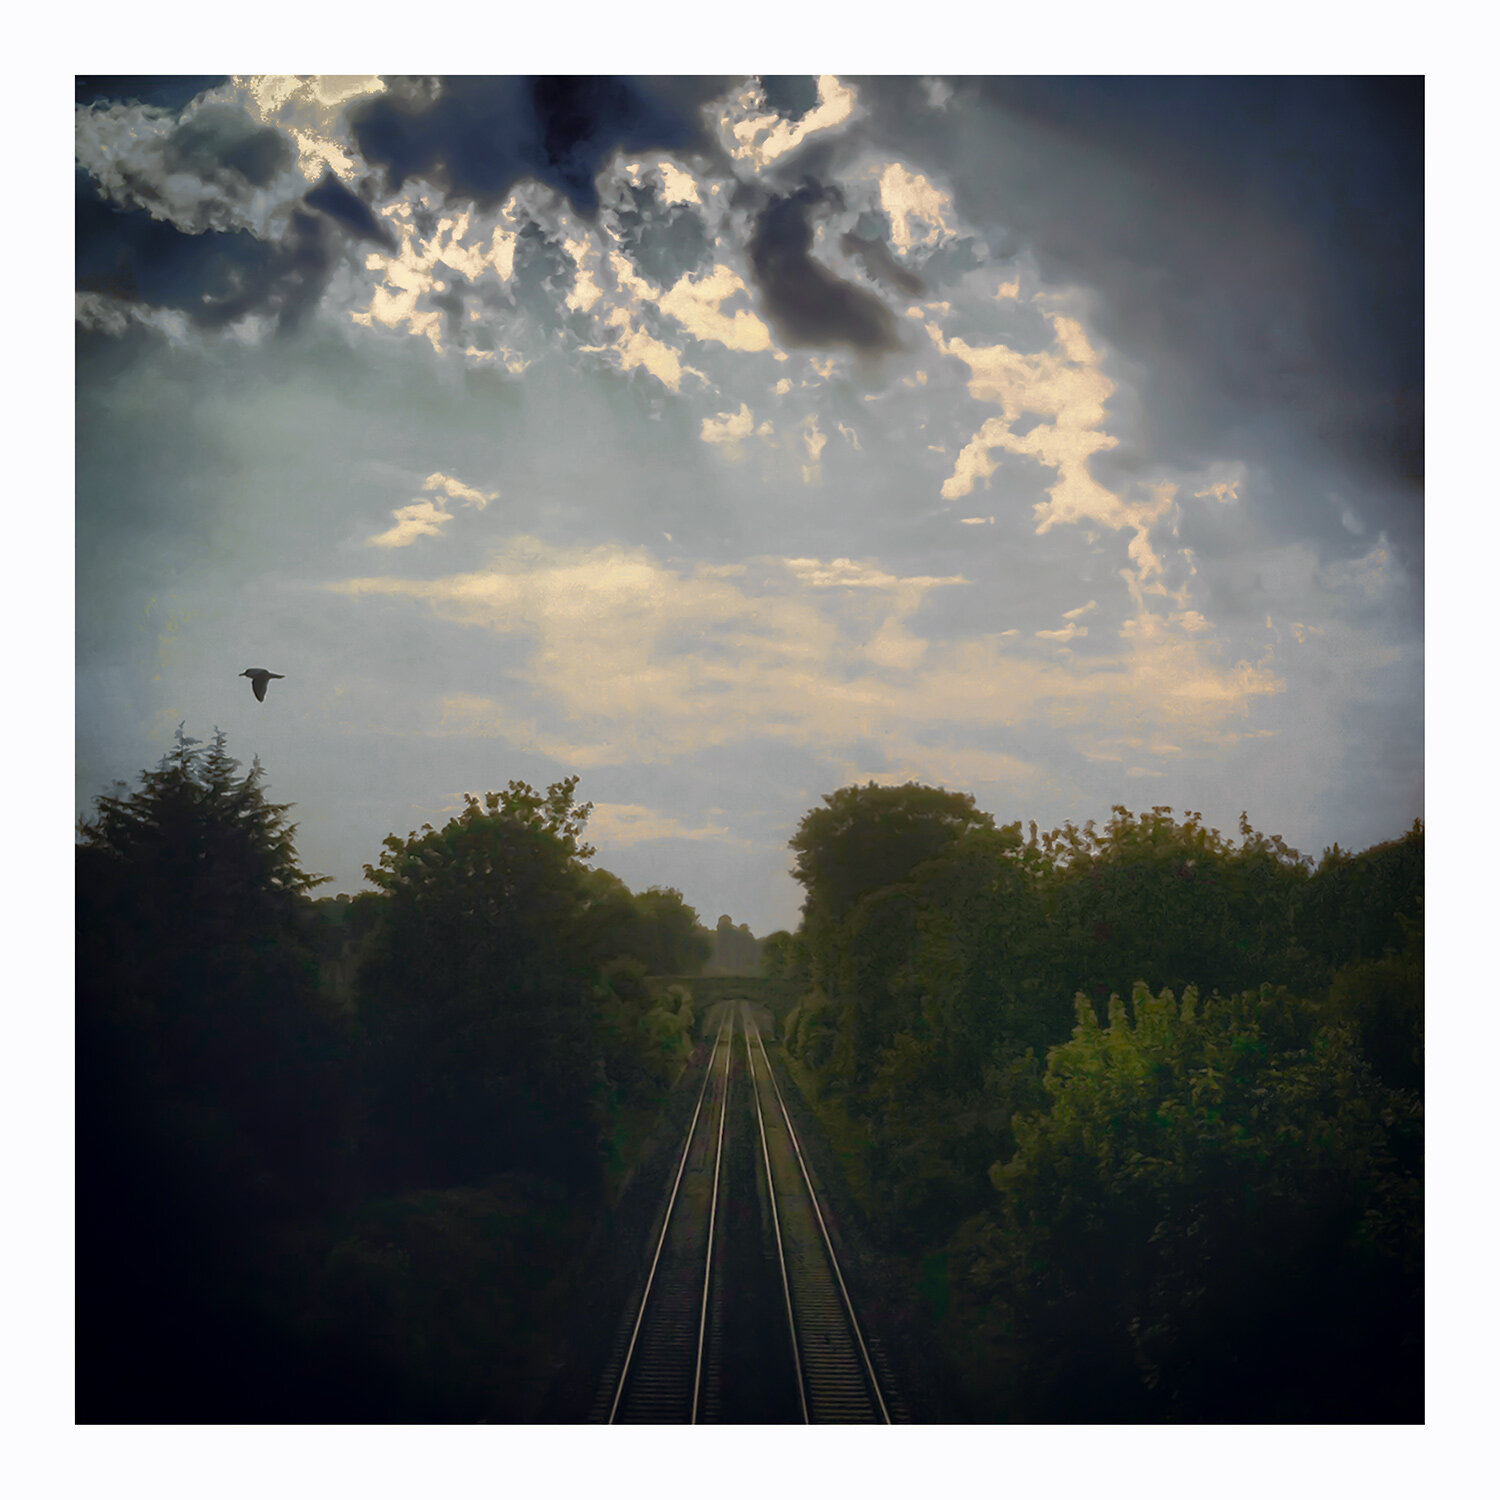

{"left": 983, "top": 76, "right": 1421, "bottom": 478}
{"left": 304, "top": 170, "right": 397, "bottom": 249}
{"left": 839, "top": 230, "right": 925, "bottom": 297}
{"left": 349, "top": 75, "right": 725, "bottom": 218}
{"left": 75, "top": 76, "right": 230, "bottom": 110}
{"left": 76, "top": 171, "right": 337, "bottom": 335}
{"left": 756, "top": 76, "right": 820, "bottom": 122}
{"left": 199, "top": 208, "right": 338, "bottom": 332}
{"left": 748, "top": 183, "right": 902, "bottom": 354}
{"left": 860, "top": 76, "right": 1422, "bottom": 561}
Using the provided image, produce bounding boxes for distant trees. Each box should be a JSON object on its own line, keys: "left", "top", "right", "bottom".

{"left": 704, "top": 913, "right": 762, "bottom": 974}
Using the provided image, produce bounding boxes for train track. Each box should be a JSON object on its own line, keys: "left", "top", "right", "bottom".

{"left": 595, "top": 1010, "right": 736, "bottom": 1423}
{"left": 592, "top": 1002, "right": 894, "bottom": 1423}
{"left": 741, "top": 1005, "right": 891, "bottom": 1424}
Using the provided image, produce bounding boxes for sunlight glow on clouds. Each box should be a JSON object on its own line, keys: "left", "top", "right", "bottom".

{"left": 587, "top": 803, "right": 731, "bottom": 846}
{"left": 878, "top": 162, "right": 957, "bottom": 256}
{"left": 658, "top": 263, "right": 774, "bottom": 353}
{"left": 721, "top": 75, "right": 859, "bottom": 170}
{"left": 367, "top": 471, "right": 498, "bottom": 547}
{"left": 327, "top": 536, "right": 1284, "bottom": 776}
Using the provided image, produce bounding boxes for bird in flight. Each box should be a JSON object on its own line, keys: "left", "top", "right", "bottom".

{"left": 240, "top": 668, "right": 284, "bottom": 702}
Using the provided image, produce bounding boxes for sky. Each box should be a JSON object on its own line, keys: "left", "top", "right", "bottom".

{"left": 74, "top": 71, "right": 1423, "bottom": 938}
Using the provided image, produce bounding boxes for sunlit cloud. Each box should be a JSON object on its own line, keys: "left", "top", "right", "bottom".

{"left": 878, "top": 162, "right": 957, "bottom": 256}
{"left": 587, "top": 803, "right": 731, "bottom": 845}
{"left": 720, "top": 75, "right": 859, "bottom": 170}
{"left": 366, "top": 471, "right": 498, "bottom": 547}
{"left": 327, "top": 537, "right": 1284, "bottom": 775}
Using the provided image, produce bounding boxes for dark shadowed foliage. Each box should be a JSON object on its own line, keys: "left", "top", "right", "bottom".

{"left": 356, "top": 779, "right": 606, "bottom": 1192}
{"left": 76, "top": 727, "right": 360, "bottom": 1419}
{"left": 76, "top": 738, "right": 716, "bottom": 1421}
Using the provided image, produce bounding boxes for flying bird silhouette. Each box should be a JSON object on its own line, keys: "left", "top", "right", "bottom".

{"left": 240, "top": 668, "right": 284, "bottom": 702}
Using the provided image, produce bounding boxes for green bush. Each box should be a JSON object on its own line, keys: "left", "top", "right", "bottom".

{"left": 948, "top": 982, "right": 1422, "bottom": 1421}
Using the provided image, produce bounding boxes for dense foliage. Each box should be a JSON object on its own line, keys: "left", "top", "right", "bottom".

{"left": 76, "top": 734, "right": 715, "bottom": 1420}
{"left": 780, "top": 786, "right": 1423, "bottom": 1421}
{"left": 75, "top": 734, "right": 1421, "bottom": 1422}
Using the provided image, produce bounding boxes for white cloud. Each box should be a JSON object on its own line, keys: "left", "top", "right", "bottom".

{"left": 327, "top": 538, "right": 1278, "bottom": 774}
{"left": 800, "top": 416, "right": 828, "bottom": 484}
{"left": 367, "top": 471, "right": 498, "bottom": 547}
{"left": 425, "top": 472, "right": 497, "bottom": 509}
{"left": 367, "top": 499, "right": 453, "bottom": 549}
{"left": 1036, "top": 621, "right": 1087, "bottom": 643}
{"left": 658, "top": 263, "right": 774, "bottom": 353}
{"left": 701, "top": 403, "right": 769, "bottom": 458}
{"left": 587, "top": 803, "right": 729, "bottom": 846}
{"left": 878, "top": 162, "right": 957, "bottom": 256}
{"left": 591, "top": 307, "right": 703, "bottom": 392}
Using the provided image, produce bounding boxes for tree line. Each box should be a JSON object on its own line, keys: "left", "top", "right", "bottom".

{"left": 767, "top": 781, "right": 1423, "bottom": 1422}
{"left": 75, "top": 733, "right": 1420, "bottom": 1422}
{"left": 75, "top": 728, "right": 720, "bottom": 1420}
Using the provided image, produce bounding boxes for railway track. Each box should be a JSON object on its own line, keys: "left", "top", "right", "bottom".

{"left": 591, "top": 1002, "right": 895, "bottom": 1423}
{"left": 594, "top": 1010, "right": 736, "bottom": 1423}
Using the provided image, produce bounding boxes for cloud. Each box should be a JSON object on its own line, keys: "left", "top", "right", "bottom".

{"left": 586, "top": 803, "right": 730, "bottom": 846}
{"left": 304, "top": 170, "right": 396, "bottom": 248}
{"left": 1036, "top": 621, "right": 1087, "bottom": 642}
{"left": 800, "top": 416, "right": 828, "bottom": 484}
{"left": 348, "top": 76, "right": 717, "bottom": 218}
{"left": 839, "top": 231, "right": 925, "bottom": 298}
{"left": 367, "top": 471, "right": 498, "bottom": 547}
{"left": 658, "top": 263, "right": 774, "bottom": 352}
{"left": 76, "top": 97, "right": 299, "bottom": 236}
{"left": 877, "top": 162, "right": 956, "bottom": 256}
{"left": 326, "top": 537, "right": 1280, "bottom": 774}
{"left": 367, "top": 499, "right": 452, "bottom": 549}
{"left": 748, "top": 183, "right": 903, "bottom": 354}
{"left": 719, "top": 75, "right": 859, "bottom": 171}
{"left": 701, "top": 403, "right": 774, "bottom": 458}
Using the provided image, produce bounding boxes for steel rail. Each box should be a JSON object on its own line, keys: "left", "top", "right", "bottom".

{"left": 744, "top": 1005, "right": 811, "bottom": 1423}
{"left": 742, "top": 1004, "right": 892, "bottom": 1424}
{"left": 691, "top": 1006, "right": 733, "bottom": 1423}
{"left": 603, "top": 1008, "right": 732, "bottom": 1416}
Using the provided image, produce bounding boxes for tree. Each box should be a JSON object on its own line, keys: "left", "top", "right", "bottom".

{"left": 633, "top": 886, "right": 712, "bottom": 975}
{"left": 77, "top": 725, "right": 339, "bottom": 1210}
{"left": 76, "top": 727, "right": 352, "bottom": 1418}
{"left": 952, "top": 982, "right": 1422, "bottom": 1421}
{"left": 357, "top": 779, "right": 604, "bottom": 1190}
{"left": 760, "top": 929, "right": 809, "bottom": 984}
{"left": 789, "top": 781, "right": 994, "bottom": 992}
